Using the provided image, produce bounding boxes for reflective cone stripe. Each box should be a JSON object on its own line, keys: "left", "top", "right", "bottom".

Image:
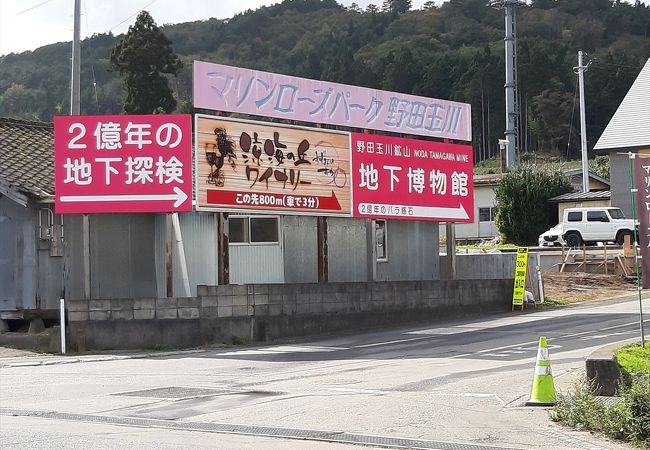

{"left": 526, "top": 336, "right": 557, "bottom": 406}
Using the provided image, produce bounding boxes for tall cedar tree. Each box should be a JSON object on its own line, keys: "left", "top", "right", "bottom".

{"left": 110, "top": 11, "right": 182, "bottom": 114}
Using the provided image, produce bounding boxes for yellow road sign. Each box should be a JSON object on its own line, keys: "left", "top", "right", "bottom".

{"left": 512, "top": 247, "right": 528, "bottom": 307}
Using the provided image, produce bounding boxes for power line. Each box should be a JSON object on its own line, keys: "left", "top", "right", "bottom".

{"left": 15, "top": 0, "right": 54, "bottom": 15}
{"left": 82, "top": 0, "right": 99, "bottom": 109}
{"left": 566, "top": 74, "right": 579, "bottom": 159}
{"left": 108, "top": 0, "right": 158, "bottom": 32}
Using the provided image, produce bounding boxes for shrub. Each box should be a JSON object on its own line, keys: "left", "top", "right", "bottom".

{"left": 552, "top": 377, "right": 650, "bottom": 448}
{"left": 494, "top": 165, "right": 572, "bottom": 245}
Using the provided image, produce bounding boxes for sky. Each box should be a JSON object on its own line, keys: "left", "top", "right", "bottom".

{"left": 0, "top": 0, "right": 434, "bottom": 57}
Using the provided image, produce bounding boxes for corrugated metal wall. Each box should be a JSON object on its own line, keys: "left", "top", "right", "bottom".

{"left": 89, "top": 214, "right": 158, "bottom": 299}
{"left": 328, "top": 217, "right": 368, "bottom": 282}
{"left": 376, "top": 220, "right": 439, "bottom": 281}
{"left": 283, "top": 216, "right": 318, "bottom": 283}
{"left": 154, "top": 212, "right": 219, "bottom": 297}
{"left": 0, "top": 197, "right": 32, "bottom": 310}
{"left": 229, "top": 215, "right": 284, "bottom": 284}
{"left": 610, "top": 152, "right": 632, "bottom": 217}
{"left": 230, "top": 244, "right": 284, "bottom": 284}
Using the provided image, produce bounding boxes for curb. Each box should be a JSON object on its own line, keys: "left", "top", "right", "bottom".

{"left": 0, "top": 348, "right": 209, "bottom": 368}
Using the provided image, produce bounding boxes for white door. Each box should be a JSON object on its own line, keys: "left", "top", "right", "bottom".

{"left": 585, "top": 210, "right": 610, "bottom": 241}
{"left": 478, "top": 207, "right": 498, "bottom": 238}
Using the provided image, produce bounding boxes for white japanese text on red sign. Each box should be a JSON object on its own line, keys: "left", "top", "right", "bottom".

{"left": 63, "top": 121, "right": 185, "bottom": 186}
{"left": 356, "top": 139, "right": 469, "bottom": 196}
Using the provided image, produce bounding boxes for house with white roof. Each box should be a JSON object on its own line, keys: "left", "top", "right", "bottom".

{"left": 594, "top": 58, "right": 650, "bottom": 217}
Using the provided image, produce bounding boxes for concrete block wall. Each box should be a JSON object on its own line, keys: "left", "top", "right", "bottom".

{"left": 66, "top": 278, "right": 513, "bottom": 351}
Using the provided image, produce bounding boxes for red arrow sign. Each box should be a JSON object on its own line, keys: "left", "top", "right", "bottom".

{"left": 206, "top": 189, "right": 342, "bottom": 212}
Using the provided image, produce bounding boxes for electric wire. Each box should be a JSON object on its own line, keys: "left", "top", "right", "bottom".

{"left": 15, "top": 0, "right": 54, "bottom": 16}
{"left": 82, "top": 0, "right": 99, "bottom": 110}
{"left": 566, "top": 74, "right": 579, "bottom": 159}
{"left": 108, "top": 0, "right": 159, "bottom": 32}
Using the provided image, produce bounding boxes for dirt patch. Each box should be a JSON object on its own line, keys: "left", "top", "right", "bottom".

{"left": 0, "top": 346, "right": 42, "bottom": 358}
{"left": 542, "top": 272, "right": 638, "bottom": 304}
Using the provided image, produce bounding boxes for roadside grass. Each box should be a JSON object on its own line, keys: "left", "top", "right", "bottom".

{"left": 616, "top": 342, "right": 650, "bottom": 374}
{"left": 454, "top": 243, "right": 517, "bottom": 252}
{"left": 543, "top": 295, "right": 594, "bottom": 305}
{"left": 541, "top": 297, "right": 570, "bottom": 307}
{"left": 551, "top": 347, "right": 650, "bottom": 449}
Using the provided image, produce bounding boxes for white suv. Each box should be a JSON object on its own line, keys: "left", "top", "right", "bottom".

{"left": 561, "top": 207, "right": 636, "bottom": 247}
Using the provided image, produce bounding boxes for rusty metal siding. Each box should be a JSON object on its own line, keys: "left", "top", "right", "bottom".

{"left": 282, "top": 215, "right": 318, "bottom": 283}
{"left": 375, "top": 220, "right": 439, "bottom": 281}
{"left": 0, "top": 197, "right": 20, "bottom": 309}
{"left": 327, "top": 217, "right": 367, "bottom": 282}
{"left": 155, "top": 212, "right": 219, "bottom": 297}
{"left": 0, "top": 197, "right": 39, "bottom": 310}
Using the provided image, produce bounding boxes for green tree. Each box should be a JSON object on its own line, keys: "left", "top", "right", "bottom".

{"left": 0, "top": 83, "right": 42, "bottom": 120}
{"left": 382, "top": 0, "right": 411, "bottom": 14}
{"left": 110, "top": 11, "right": 182, "bottom": 114}
{"left": 494, "top": 166, "right": 572, "bottom": 245}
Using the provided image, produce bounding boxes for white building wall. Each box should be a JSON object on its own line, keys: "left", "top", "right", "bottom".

{"left": 440, "top": 185, "right": 498, "bottom": 240}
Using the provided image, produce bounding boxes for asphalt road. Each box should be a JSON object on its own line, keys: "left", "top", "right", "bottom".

{"left": 1, "top": 294, "right": 647, "bottom": 450}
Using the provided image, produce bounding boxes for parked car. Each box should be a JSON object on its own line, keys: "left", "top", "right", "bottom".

{"left": 538, "top": 224, "right": 565, "bottom": 247}
{"left": 560, "top": 207, "right": 636, "bottom": 247}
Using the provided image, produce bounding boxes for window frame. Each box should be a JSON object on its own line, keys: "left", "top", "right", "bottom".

{"left": 567, "top": 211, "right": 583, "bottom": 222}
{"left": 587, "top": 210, "right": 609, "bottom": 223}
{"left": 228, "top": 215, "right": 281, "bottom": 246}
{"left": 478, "top": 206, "right": 495, "bottom": 223}
{"left": 374, "top": 219, "right": 388, "bottom": 263}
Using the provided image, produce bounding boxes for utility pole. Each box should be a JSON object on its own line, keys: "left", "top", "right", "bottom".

{"left": 490, "top": 0, "right": 525, "bottom": 170}
{"left": 575, "top": 51, "right": 591, "bottom": 193}
{"left": 71, "top": 0, "right": 80, "bottom": 115}
{"left": 70, "top": 0, "right": 89, "bottom": 300}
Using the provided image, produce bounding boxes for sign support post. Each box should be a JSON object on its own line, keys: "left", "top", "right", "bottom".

{"left": 628, "top": 152, "right": 646, "bottom": 347}
{"left": 512, "top": 247, "right": 528, "bottom": 311}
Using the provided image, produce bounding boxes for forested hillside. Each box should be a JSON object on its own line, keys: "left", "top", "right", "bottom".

{"left": 0, "top": 0, "right": 648, "bottom": 162}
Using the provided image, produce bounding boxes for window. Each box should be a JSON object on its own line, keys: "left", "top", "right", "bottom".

{"left": 375, "top": 220, "right": 387, "bottom": 262}
{"left": 229, "top": 217, "right": 249, "bottom": 243}
{"left": 587, "top": 210, "right": 609, "bottom": 222}
{"left": 608, "top": 208, "right": 625, "bottom": 220}
{"left": 567, "top": 212, "right": 582, "bottom": 222}
{"left": 478, "top": 207, "right": 495, "bottom": 222}
{"left": 228, "top": 216, "right": 279, "bottom": 244}
{"left": 250, "top": 217, "right": 279, "bottom": 243}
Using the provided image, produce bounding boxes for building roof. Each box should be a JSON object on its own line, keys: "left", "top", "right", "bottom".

{"left": 0, "top": 117, "right": 54, "bottom": 204}
{"left": 562, "top": 167, "right": 610, "bottom": 187}
{"left": 594, "top": 58, "right": 650, "bottom": 151}
{"left": 548, "top": 190, "right": 611, "bottom": 203}
{"left": 473, "top": 173, "right": 503, "bottom": 185}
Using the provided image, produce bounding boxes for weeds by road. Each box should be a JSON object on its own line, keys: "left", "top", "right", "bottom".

{"left": 551, "top": 342, "right": 650, "bottom": 449}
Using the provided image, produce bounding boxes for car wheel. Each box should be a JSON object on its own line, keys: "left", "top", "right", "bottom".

{"left": 565, "top": 232, "right": 582, "bottom": 248}
{"left": 616, "top": 230, "right": 632, "bottom": 245}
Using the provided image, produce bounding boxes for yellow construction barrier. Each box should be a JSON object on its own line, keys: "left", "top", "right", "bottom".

{"left": 526, "top": 336, "right": 557, "bottom": 406}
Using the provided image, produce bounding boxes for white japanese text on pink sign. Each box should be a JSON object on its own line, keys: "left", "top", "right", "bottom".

{"left": 351, "top": 132, "right": 474, "bottom": 222}
{"left": 54, "top": 115, "right": 193, "bottom": 214}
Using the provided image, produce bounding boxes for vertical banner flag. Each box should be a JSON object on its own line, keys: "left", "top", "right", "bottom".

{"left": 512, "top": 247, "right": 529, "bottom": 308}
{"left": 633, "top": 157, "right": 650, "bottom": 288}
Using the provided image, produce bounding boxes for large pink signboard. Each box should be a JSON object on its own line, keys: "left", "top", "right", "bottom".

{"left": 193, "top": 61, "right": 472, "bottom": 142}
{"left": 54, "top": 115, "right": 192, "bottom": 214}
{"left": 351, "top": 133, "right": 474, "bottom": 222}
